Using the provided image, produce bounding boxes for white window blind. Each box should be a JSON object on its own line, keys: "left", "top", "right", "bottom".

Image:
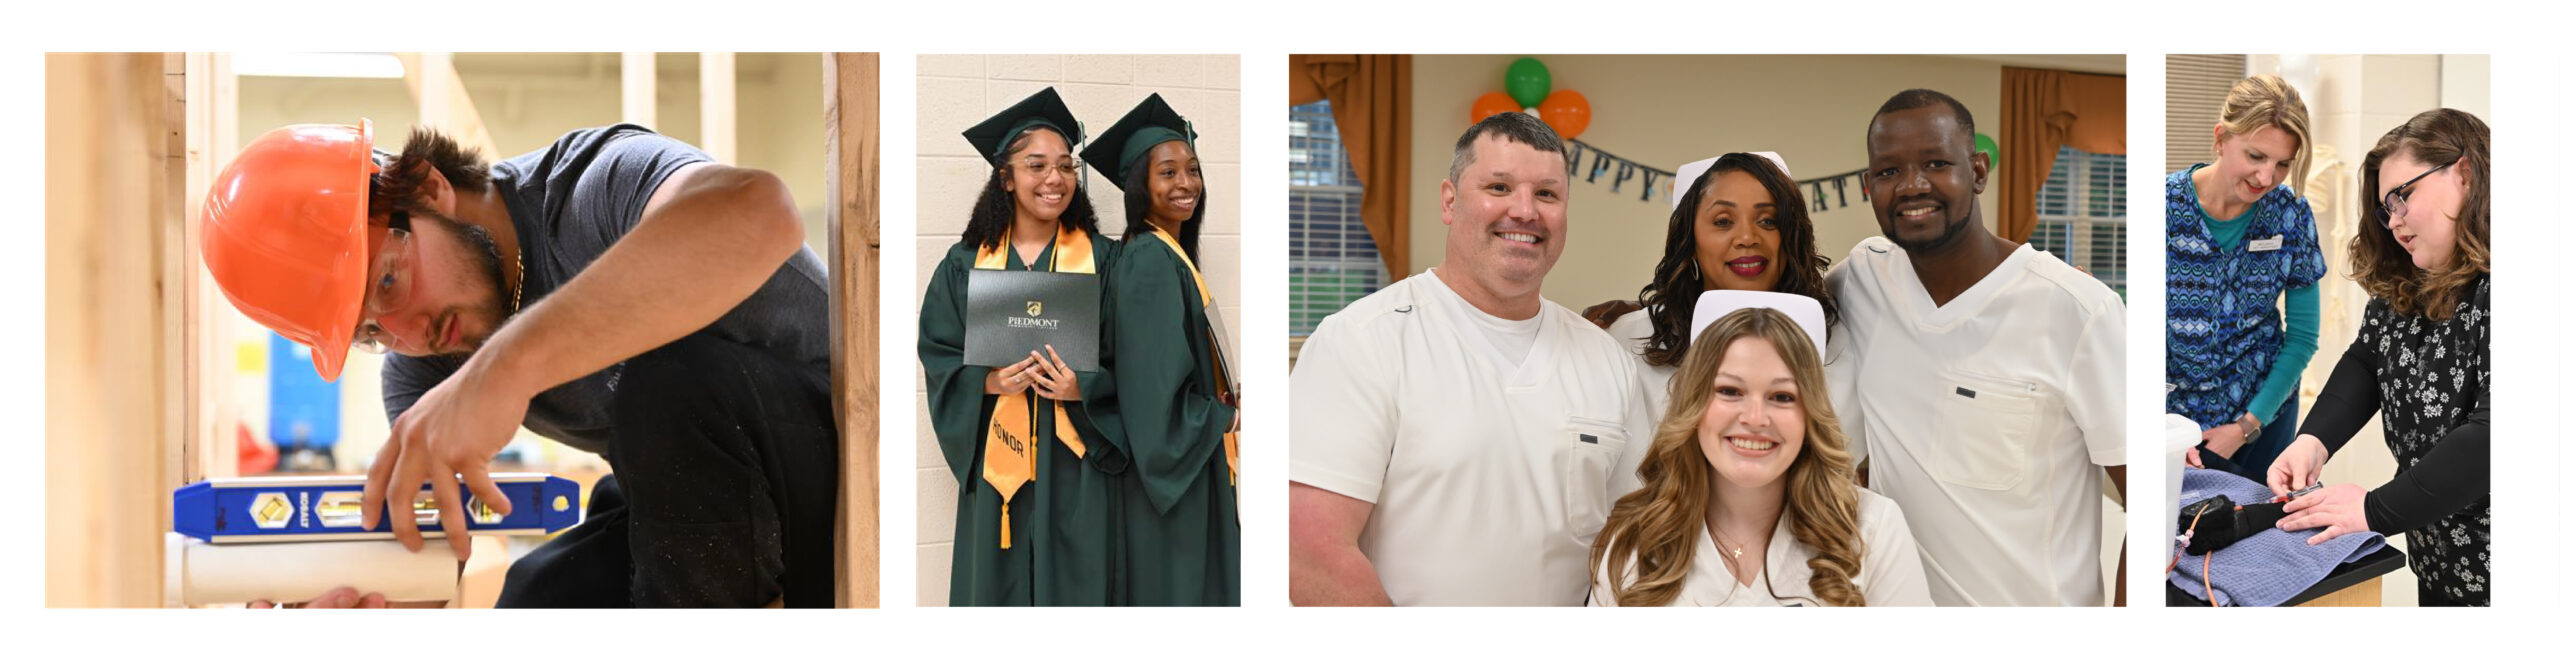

{"left": 2033, "top": 145, "right": 2128, "bottom": 298}
{"left": 1290, "top": 101, "right": 1385, "bottom": 336}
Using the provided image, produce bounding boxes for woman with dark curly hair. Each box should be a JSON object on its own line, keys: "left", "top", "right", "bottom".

{"left": 1586, "top": 152, "right": 1837, "bottom": 417}
{"left": 1589, "top": 291, "right": 1926, "bottom": 606}
{"left": 2266, "top": 107, "right": 2491, "bottom": 606}
{"left": 919, "top": 87, "right": 1125, "bottom": 606}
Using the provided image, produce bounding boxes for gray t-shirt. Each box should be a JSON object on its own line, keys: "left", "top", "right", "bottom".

{"left": 383, "top": 124, "right": 831, "bottom": 454}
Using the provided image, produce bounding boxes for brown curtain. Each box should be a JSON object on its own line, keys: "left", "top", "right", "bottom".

{"left": 1291, "top": 54, "right": 1413, "bottom": 280}
{"left": 1999, "top": 67, "right": 2127, "bottom": 242}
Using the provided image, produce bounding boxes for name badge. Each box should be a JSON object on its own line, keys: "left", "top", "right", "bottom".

{"left": 2247, "top": 235, "right": 2283, "bottom": 252}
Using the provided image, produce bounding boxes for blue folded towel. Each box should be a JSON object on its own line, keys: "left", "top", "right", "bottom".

{"left": 2170, "top": 468, "right": 2386, "bottom": 606}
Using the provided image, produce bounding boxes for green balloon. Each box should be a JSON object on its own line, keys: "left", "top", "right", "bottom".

{"left": 1506, "top": 58, "right": 1551, "bottom": 108}
{"left": 1975, "top": 133, "right": 2000, "bottom": 171}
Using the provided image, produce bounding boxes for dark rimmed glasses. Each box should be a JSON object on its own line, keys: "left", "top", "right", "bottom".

{"left": 2378, "top": 157, "right": 2457, "bottom": 226}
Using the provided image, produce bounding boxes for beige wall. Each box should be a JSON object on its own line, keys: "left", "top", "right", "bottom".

{"left": 228, "top": 53, "right": 826, "bottom": 474}
{"left": 2243, "top": 54, "right": 2488, "bottom": 607}
{"left": 912, "top": 54, "right": 1242, "bottom": 606}
{"left": 1406, "top": 54, "right": 2034, "bottom": 313}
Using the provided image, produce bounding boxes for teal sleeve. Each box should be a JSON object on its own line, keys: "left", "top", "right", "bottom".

{"left": 2246, "top": 280, "right": 2321, "bottom": 423}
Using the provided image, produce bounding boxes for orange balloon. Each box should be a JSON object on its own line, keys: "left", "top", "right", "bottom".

{"left": 1540, "top": 90, "right": 1592, "bottom": 140}
{"left": 1470, "top": 91, "right": 1522, "bottom": 124}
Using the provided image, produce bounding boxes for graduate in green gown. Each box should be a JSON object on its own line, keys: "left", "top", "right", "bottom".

{"left": 1083, "top": 93, "right": 1241, "bottom": 606}
{"left": 920, "top": 87, "right": 1126, "bottom": 606}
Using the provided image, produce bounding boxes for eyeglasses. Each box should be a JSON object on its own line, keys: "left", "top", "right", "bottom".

{"left": 2377, "top": 158, "right": 2456, "bottom": 225}
{"left": 1013, "top": 157, "right": 1079, "bottom": 180}
{"left": 351, "top": 226, "right": 416, "bottom": 354}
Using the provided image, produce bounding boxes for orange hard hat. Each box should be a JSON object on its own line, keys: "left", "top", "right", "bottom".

{"left": 199, "top": 120, "right": 379, "bottom": 382}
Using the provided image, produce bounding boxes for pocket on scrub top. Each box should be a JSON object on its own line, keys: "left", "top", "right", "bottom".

{"left": 1564, "top": 415, "right": 1631, "bottom": 541}
{"left": 1924, "top": 370, "right": 2047, "bottom": 491}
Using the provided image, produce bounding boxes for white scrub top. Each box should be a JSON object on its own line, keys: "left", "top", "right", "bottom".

{"left": 1824, "top": 236, "right": 2126, "bottom": 607}
{"left": 1602, "top": 307, "right": 1676, "bottom": 425}
{"left": 1588, "top": 487, "right": 1933, "bottom": 606}
{"left": 1292, "top": 269, "right": 1652, "bottom": 606}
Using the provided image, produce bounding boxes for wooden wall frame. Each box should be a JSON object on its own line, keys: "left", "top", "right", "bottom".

{"left": 823, "top": 52, "right": 881, "bottom": 609}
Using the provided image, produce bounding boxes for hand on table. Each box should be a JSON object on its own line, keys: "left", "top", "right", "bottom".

{"left": 362, "top": 362, "right": 524, "bottom": 561}
{"left": 2278, "top": 482, "right": 2372, "bottom": 545}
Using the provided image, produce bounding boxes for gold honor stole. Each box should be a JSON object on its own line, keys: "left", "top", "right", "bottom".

{"left": 1149, "top": 228, "right": 1239, "bottom": 487}
{"left": 973, "top": 225, "right": 1093, "bottom": 549}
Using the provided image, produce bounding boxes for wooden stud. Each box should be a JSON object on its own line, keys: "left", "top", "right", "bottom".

{"left": 700, "top": 52, "right": 737, "bottom": 163}
{"left": 823, "top": 52, "right": 881, "bottom": 609}
{"left": 44, "top": 52, "right": 185, "bottom": 607}
{"left": 396, "top": 52, "right": 502, "bottom": 157}
{"left": 621, "top": 52, "right": 656, "bottom": 129}
{"left": 181, "top": 53, "right": 236, "bottom": 483}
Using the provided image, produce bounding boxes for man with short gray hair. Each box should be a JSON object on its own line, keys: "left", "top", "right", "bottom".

{"left": 1290, "top": 112, "right": 1650, "bottom": 606}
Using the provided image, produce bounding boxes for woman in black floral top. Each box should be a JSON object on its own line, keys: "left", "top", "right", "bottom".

{"left": 2266, "top": 108, "right": 2490, "bottom": 606}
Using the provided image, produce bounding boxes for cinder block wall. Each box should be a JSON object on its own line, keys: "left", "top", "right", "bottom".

{"left": 913, "top": 55, "right": 1241, "bottom": 606}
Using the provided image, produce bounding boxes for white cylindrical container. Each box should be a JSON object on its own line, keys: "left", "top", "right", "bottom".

{"left": 2163, "top": 414, "right": 2202, "bottom": 558}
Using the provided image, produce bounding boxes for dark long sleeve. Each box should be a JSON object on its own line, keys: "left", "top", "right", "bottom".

{"left": 2298, "top": 312, "right": 2382, "bottom": 455}
{"left": 2364, "top": 362, "right": 2490, "bottom": 536}
{"left": 920, "top": 246, "right": 993, "bottom": 490}
{"left": 2365, "top": 421, "right": 2488, "bottom": 535}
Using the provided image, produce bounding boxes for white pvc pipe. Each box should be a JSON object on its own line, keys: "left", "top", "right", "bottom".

{"left": 166, "top": 533, "right": 458, "bottom": 607}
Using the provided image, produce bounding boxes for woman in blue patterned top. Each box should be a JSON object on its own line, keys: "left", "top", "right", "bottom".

{"left": 2168, "top": 74, "right": 2321, "bottom": 483}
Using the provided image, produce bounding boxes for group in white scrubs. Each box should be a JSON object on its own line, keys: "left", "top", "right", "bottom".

{"left": 1294, "top": 92, "right": 2124, "bottom": 608}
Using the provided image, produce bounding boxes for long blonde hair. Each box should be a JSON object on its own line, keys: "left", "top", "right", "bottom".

{"left": 1590, "top": 308, "right": 1866, "bottom": 606}
{"left": 2215, "top": 74, "right": 2313, "bottom": 190}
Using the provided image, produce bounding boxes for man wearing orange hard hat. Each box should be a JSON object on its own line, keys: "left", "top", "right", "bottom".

{"left": 201, "top": 120, "right": 836, "bottom": 607}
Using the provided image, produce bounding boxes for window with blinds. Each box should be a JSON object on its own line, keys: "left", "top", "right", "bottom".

{"left": 2166, "top": 54, "right": 2247, "bottom": 173}
{"left": 1291, "top": 101, "right": 1384, "bottom": 336}
{"left": 2033, "top": 145, "right": 2128, "bottom": 298}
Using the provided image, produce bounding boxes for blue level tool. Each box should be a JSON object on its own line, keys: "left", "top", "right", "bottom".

{"left": 173, "top": 473, "right": 583, "bottom": 543}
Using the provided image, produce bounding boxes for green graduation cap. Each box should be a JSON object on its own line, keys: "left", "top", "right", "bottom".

{"left": 963, "top": 86, "right": 1083, "bottom": 166}
{"left": 1080, "top": 93, "right": 1197, "bottom": 191}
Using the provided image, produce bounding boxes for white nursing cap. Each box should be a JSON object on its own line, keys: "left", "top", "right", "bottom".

{"left": 1689, "top": 290, "right": 1825, "bottom": 360}
{"left": 1671, "top": 151, "right": 1790, "bottom": 205}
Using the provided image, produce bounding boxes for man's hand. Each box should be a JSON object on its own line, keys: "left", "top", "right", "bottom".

{"left": 363, "top": 360, "right": 523, "bottom": 561}
{"left": 249, "top": 586, "right": 388, "bottom": 609}
{"left": 2264, "top": 434, "right": 2331, "bottom": 495}
{"left": 1027, "top": 345, "right": 1083, "bottom": 402}
{"left": 2278, "top": 482, "right": 2371, "bottom": 545}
